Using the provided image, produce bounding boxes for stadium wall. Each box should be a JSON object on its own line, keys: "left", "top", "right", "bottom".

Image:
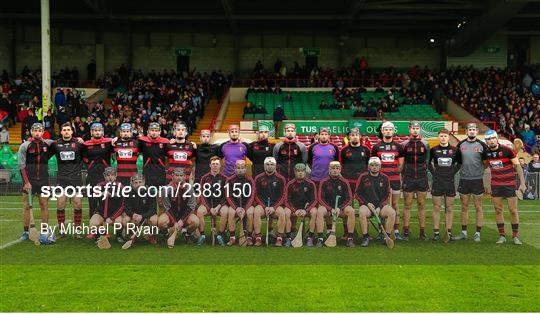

{"left": 530, "top": 36, "right": 540, "bottom": 64}
{"left": 446, "top": 33, "right": 508, "bottom": 68}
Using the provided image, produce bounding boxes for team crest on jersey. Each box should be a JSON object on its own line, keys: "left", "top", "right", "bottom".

{"left": 385, "top": 145, "right": 390, "bottom": 150}
{"left": 392, "top": 145, "right": 396, "bottom": 150}
{"left": 380, "top": 182, "right": 383, "bottom": 187}
{"left": 407, "top": 147, "right": 412, "bottom": 152}
{"left": 303, "top": 186, "right": 308, "bottom": 192}
{"left": 365, "top": 180, "right": 371, "bottom": 187}
{"left": 273, "top": 181, "right": 277, "bottom": 187}
{"left": 294, "top": 149, "right": 298, "bottom": 155}
{"left": 159, "top": 144, "right": 163, "bottom": 148}
{"left": 338, "top": 185, "right": 342, "bottom": 191}
{"left": 101, "top": 144, "right": 105, "bottom": 148}
{"left": 449, "top": 150, "right": 453, "bottom": 154}
{"left": 43, "top": 147, "right": 47, "bottom": 152}
{"left": 262, "top": 181, "right": 267, "bottom": 187}
{"left": 346, "top": 152, "right": 352, "bottom": 157}
{"left": 499, "top": 151, "right": 503, "bottom": 157}
{"left": 265, "top": 147, "right": 269, "bottom": 151}
{"left": 420, "top": 147, "right": 424, "bottom": 153}
{"left": 71, "top": 143, "right": 76, "bottom": 148}
{"left": 474, "top": 147, "right": 480, "bottom": 152}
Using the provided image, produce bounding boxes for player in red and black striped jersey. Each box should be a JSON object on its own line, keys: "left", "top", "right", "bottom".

{"left": 50, "top": 122, "right": 85, "bottom": 238}
{"left": 137, "top": 122, "right": 169, "bottom": 210}
{"left": 113, "top": 123, "right": 139, "bottom": 186}
{"left": 196, "top": 156, "right": 229, "bottom": 246}
{"left": 316, "top": 161, "right": 355, "bottom": 247}
{"left": 252, "top": 157, "right": 287, "bottom": 246}
{"left": 167, "top": 122, "right": 196, "bottom": 180}
{"left": 82, "top": 123, "right": 114, "bottom": 216}
{"left": 484, "top": 130, "right": 526, "bottom": 245}
{"left": 370, "top": 121, "right": 404, "bottom": 238}
{"left": 224, "top": 160, "right": 255, "bottom": 246}
{"left": 158, "top": 168, "right": 199, "bottom": 248}
{"left": 284, "top": 163, "right": 318, "bottom": 247}
{"left": 401, "top": 121, "right": 430, "bottom": 241}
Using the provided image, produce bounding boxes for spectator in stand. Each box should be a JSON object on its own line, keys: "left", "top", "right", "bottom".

{"left": 521, "top": 124, "right": 536, "bottom": 153}
{"left": 54, "top": 88, "right": 66, "bottom": 110}
{"left": 273, "top": 105, "right": 285, "bottom": 139}
{"left": 243, "top": 102, "right": 255, "bottom": 119}
{"left": 0, "top": 124, "right": 9, "bottom": 144}
{"left": 43, "top": 110, "right": 55, "bottom": 138}
{"left": 23, "top": 109, "right": 37, "bottom": 138}
{"left": 529, "top": 153, "right": 540, "bottom": 173}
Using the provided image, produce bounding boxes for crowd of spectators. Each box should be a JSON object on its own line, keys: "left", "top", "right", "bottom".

{"left": 440, "top": 65, "right": 540, "bottom": 153}
{"left": 1, "top": 66, "right": 230, "bottom": 142}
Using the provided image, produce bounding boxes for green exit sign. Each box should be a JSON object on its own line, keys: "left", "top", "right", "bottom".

{"left": 303, "top": 47, "right": 320, "bottom": 57}
{"left": 175, "top": 48, "right": 192, "bottom": 56}
{"left": 483, "top": 45, "right": 500, "bottom": 54}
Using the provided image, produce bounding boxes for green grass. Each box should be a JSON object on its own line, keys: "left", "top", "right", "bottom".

{"left": 1, "top": 196, "right": 539, "bottom": 312}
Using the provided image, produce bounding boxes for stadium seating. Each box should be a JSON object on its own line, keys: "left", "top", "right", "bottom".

{"left": 245, "top": 91, "right": 442, "bottom": 120}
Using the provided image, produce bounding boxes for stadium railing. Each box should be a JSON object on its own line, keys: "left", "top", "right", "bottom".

{"left": 233, "top": 77, "right": 401, "bottom": 88}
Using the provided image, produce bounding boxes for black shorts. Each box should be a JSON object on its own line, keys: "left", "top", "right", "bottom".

{"left": 431, "top": 179, "right": 456, "bottom": 197}
{"left": 57, "top": 176, "right": 83, "bottom": 188}
{"left": 491, "top": 186, "right": 516, "bottom": 198}
{"left": 23, "top": 180, "right": 48, "bottom": 195}
{"left": 458, "top": 178, "right": 484, "bottom": 195}
{"left": 402, "top": 177, "right": 429, "bottom": 193}
{"left": 389, "top": 179, "right": 401, "bottom": 191}
{"left": 144, "top": 174, "right": 167, "bottom": 188}
{"left": 117, "top": 176, "right": 132, "bottom": 187}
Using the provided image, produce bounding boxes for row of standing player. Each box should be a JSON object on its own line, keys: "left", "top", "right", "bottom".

{"left": 18, "top": 120, "right": 526, "bottom": 246}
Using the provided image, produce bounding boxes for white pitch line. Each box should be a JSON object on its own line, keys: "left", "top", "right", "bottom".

{"left": 0, "top": 238, "right": 23, "bottom": 249}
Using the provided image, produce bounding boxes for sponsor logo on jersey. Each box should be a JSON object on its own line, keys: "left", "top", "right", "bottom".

{"left": 118, "top": 149, "right": 133, "bottom": 159}
{"left": 437, "top": 157, "right": 452, "bottom": 167}
{"left": 381, "top": 153, "right": 395, "bottom": 162}
{"left": 173, "top": 151, "right": 188, "bottom": 161}
{"left": 60, "top": 151, "right": 75, "bottom": 161}
{"left": 489, "top": 160, "right": 503, "bottom": 169}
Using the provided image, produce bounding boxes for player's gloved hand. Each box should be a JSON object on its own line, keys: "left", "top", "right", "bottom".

{"left": 111, "top": 137, "right": 118, "bottom": 145}
{"left": 367, "top": 203, "right": 376, "bottom": 212}
{"left": 174, "top": 222, "right": 182, "bottom": 231}
{"left": 265, "top": 207, "right": 275, "bottom": 216}
{"left": 236, "top": 207, "right": 245, "bottom": 219}
{"left": 297, "top": 210, "right": 306, "bottom": 217}
{"left": 105, "top": 218, "right": 113, "bottom": 225}
{"left": 332, "top": 208, "right": 341, "bottom": 217}
{"left": 169, "top": 138, "right": 176, "bottom": 144}
{"left": 375, "top": 207, "right": 381, "bottom": 216}
{"left": 77, "top": 137, "right": 85, "bottom": 144}
{"left": 192, "top": 142, "right": 197, "bottom": 149}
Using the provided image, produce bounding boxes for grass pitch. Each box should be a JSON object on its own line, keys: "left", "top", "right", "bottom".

{"left": 1, "top": 196, "right": 539, "bottom": 312}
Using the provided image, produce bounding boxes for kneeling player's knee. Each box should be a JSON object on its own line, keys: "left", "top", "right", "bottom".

{"left": 358, "top": 206, "right": 369, "bottom": 217}
{"left": 276, "top": 207, "right": 285, "bottom": 218}
{"left": 317, "top": 206, "right": 326, "bottom": 215}
{"left": 284, "top": 207, "right": 291, "bottom": 217}
{"left": 246, "top": 206, "right": 254, "bottom": 216}
{"left": 309, "top": 208, "right": 317, "bottom": 218}
{"left": 196, "top": 205, "right": 206, "bottom": 216}
{"left": 149, "top": 215, "right": 158, "bottom": 226}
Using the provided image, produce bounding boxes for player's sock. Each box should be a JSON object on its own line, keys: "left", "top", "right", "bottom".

{"left": 497, "top": 223, "right": 505, "bottom": 236}
{"left": 363, "top": 233, "right": 369, "bottom": 239}
{"left": 309, "top": 232, "right": 314, "bottom": 238}
{"left": 476, "top": 226, "right": 482, "bottom": 233}
{"left": 74, "top": 208, "right": 82, "bottom": 226}
{"left": 57, "top": 208, "right": 65, "bottom": 229}
{"left": 347, "top": 232, "right": 354, "bottom": 240}
{"left": 343, "top": 223, "right": 348, "bottom": 234}
{"left": 317, "top": 233, "right": 323, "bottom": 239}
{"left": 403, "top": 226, "right": 409, "bottom": 236}
{"left": 461, "top": 225, "right": 467, "bottom": 232}
{"left": 326, "top": 224, "right": 332, "bottom": 230}
{"left": 24, "top": 226, "right": 29, "bottom": 232}
{"left": 394, "top": 223, "right": 400, "bottom": 233}
{"left": 511, "top": 224, "right": 519, "bottom": 237}
{"left": 286, "top": 232, "right": 292, "bottom": 238}
{"left": 200, "top": 231, "right": 205, "bottom": 236}
{"left": 419, "top": 227, "right": 425, "bottom": 236}
{"left": 434, "top": 228, "right": 439, "bottom": 234}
